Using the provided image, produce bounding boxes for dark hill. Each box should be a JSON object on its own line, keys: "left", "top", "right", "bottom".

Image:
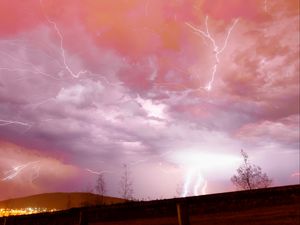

{"left": 0, "top": 192, "right": 124, "bottom": 210}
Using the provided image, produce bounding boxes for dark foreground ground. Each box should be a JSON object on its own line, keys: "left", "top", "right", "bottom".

{"left": 1, "top": 185, "right": 299, "bottom": 225}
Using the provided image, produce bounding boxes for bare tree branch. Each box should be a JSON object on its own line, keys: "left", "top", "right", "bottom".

{"left": 95, "top": 173, "right": 106, "bottom": 204}
{"left": 119, "top": 164, "right": 134, "bottom": 200}
{"left": 231, "top": 149, "right": 272, "bottom": 190}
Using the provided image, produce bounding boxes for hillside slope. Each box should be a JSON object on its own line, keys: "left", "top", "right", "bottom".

{"left": 0, "top": 192, "right": 124, "bottom": 210}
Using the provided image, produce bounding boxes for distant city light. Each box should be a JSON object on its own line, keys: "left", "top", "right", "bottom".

{"left": 0, "top": 208, "right": 57, "bottom": 217}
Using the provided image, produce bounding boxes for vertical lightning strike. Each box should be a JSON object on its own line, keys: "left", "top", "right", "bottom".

{"left": 39, "top": 0, "right": 88, "bottom": 79}
{"left": 0, "top": 1, "right": 124, "bottom": 129}
{"left": 182, "top": 168, "right": 208, "bottom": 197}
{"left": 39, "top": 0, "right": 125, "bottom": 88}
{"left": 201, "top": 180, "right": 208, "bottom": 195}
{"left": 186, "top": 16, "right": 239, "bottom": 91}
{"left": 181, "top": 169, "right": 194, "bottom": 197}
{"left": 193, "top": 173, "right": 204, "bottom": 195}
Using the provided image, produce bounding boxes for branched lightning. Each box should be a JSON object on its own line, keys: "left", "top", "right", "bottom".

{"left": 39, "top": 0, "right": 125, "bottom": 88}
{"left": 186, "top": 16, "right": 239, "bottom": 91}
{"left": 2, "top": 161, "right": 40, "bottom": 181}
{"left": 0, "top": 1, "right": 125, "bottom": 129}
{"left": 39, "top": 0, "right": 88, "bottom": 79}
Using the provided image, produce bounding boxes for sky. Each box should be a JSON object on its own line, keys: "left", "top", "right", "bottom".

{"left": 0, "top": 0, "right": 299, "bottom": 201}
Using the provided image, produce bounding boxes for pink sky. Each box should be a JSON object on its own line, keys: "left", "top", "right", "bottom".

{"left": 0, "top": 0, "right": 299, "bottom": 200}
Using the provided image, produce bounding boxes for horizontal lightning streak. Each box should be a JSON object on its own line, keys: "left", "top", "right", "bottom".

{"left": 0, "top": 119, "right": 30, "bottom": 127}
{"left": 85, "top": 168, "right": 114, "bottom": 176}
{"left": 2, "top": 161, "right": 40, "bottom": 181}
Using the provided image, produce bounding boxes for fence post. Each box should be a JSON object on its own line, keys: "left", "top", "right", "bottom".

{"left": 176, "top": 203, "right": 190, "bottom": 225}
{"left": 79, "top": 210, "right": 89, "bottom": 225}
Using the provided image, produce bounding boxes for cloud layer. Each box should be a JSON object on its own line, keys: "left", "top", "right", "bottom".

{"left": 0, "top": 0, "right": 299, "bottom": 200}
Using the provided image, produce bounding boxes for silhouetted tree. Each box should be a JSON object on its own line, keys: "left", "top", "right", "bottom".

{"left": 95, "top": 173, "right": 106, "bottom": 204}
{"left": 231, "top": 150, "right": 272, "bottom": 190}
{"left": 119, "top": 164, "right": 134, "bottom": 200}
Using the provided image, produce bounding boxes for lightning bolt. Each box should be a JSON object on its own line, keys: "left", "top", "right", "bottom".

{"left": 0, "top": 49, "right": 61, "bottom": 81}
{"left": 182, "top": 169, "right": 194, "bottom": 197}
{"left": 2, "top": 161, "right": 40, "bottom": 181}
{"left": 201, "top": 180, "right": 207, "bottom": 195}
{"left": 186, "top": 16, "right": 239, "bottom": 91}
{"left": 182, "top": 168, "right": 208, "bottom": 197}
{"left": 39, "top": 0, "right": 88, "bottom": 79}
{"left": 0, "top": 66, "right": 59, "bottom": 81}
{"left": 40, "top": 0, "right": 125, "bottom": 88}
{"left": 193, "top": 173, "right": 204, "bottom": 195}
{"left": 0, "top": 119, "right": 31, "bottom": 127}
{"left": 85, "top": 168, "right": 113, "bottom": 176}
{"left": 1, "top": 1, "right": 125, "bottom": 85}
{"left": 0, "top": 2, "right": 124, "bottom": 130}
{"left": 0, "top": 119, "right": 32, "bottom": 134}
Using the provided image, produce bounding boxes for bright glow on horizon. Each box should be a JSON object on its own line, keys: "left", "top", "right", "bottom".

{"left": 170, "top": 150, "right": 240, "bottom": 197}
{"left": 171, "top": 151, "right": 240, "bottom": 170}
